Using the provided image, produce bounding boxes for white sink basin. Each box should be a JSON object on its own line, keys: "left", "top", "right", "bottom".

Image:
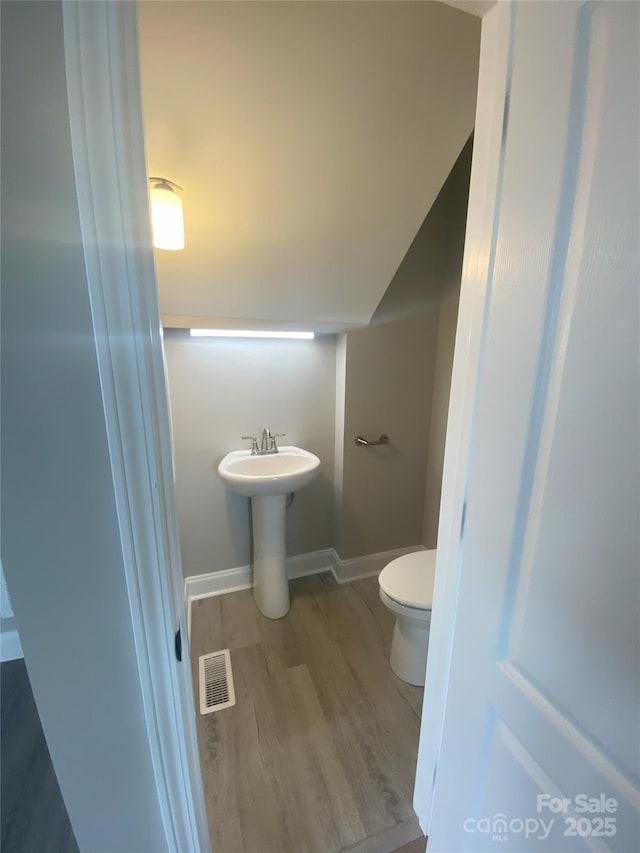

{"left": 218, "top": 445, "right": 320, "bottom": 497}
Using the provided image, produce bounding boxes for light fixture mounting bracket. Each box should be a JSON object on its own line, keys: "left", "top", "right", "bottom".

{"left": 149, "top": 176, "right": 183, "bottom": 192}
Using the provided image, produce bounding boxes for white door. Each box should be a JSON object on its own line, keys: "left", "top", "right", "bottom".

{"left": 428, "top": 2, "right": 639, "bottom": 851}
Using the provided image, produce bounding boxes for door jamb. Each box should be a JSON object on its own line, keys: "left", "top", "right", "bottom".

{"left": 413, "top": 1, "right": 512, "bottom": 833}
{"left": 62, "top": 3, "right": 209, "bottom": 850}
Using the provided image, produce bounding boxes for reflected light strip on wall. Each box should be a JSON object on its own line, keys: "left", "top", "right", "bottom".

{"left": 190, "top": 329, "right": 315, "bottom": 340}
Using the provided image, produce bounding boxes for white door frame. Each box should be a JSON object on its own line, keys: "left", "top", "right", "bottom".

{"left": 61, "top": 0, "right": 507, "bottom": 847}
{"left": 413, "top": 1, "right": 511, "bottom": 833}
{"left": 62, "top": 3, "right": 208, "bottom": 850}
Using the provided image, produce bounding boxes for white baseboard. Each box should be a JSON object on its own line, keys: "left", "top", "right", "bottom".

{"left": 1, "top": 629, "right": 23, "bottom": 662}
{"left": 287, "top": 549, "right": 337, "bottom": 579}
{"left": 333, "top": 545, "right": 425, "bottom": 583}
{"left": 184, "top": 544, "right": 425, "bottom": 604}
{"left": 184, "top": 548, "right": 336, "bottom": 604}
{"left": 185, "top": 564, "right": 253, "bottom": 602}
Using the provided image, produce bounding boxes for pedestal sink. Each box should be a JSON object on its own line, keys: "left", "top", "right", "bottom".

{"left": 218, "top": 446, "right": 320, "bottom": 618}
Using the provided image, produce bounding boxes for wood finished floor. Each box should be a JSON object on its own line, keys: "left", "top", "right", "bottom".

{"left": 392, "top": 838, "right": 427, "bottom": 853}
{"left": 1, "top": 659, "right": 78, "bottom": 853}
{"left": 190, "top": 572, "right": 425, "bottom": 853}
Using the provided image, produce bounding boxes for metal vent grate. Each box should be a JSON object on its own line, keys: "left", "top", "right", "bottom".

{"left": 199, "top": 649, "right": 235, "bottom": 715}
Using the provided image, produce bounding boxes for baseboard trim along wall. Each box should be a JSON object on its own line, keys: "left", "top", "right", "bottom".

{"left": 1, "top": 629, "right": 23, "bottom": 662}
{"left": 184, "top": 544, "right": 425, "bottom": 613}
{"left": 333, "top": 545, "right": 426, "bottom": 583}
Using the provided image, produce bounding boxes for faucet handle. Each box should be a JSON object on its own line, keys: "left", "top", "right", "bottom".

{"left": 271, "top": 433, "right": 286, "bottom": 451}
{"left": 241, "top": 435, "right": 259, "bottom": 454}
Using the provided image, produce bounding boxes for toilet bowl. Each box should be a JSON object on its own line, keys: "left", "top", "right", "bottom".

{"left": 378, "top": 549, "right": 436, "bottom": 686}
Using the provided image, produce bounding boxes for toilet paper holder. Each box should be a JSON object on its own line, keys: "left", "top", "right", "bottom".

{"left": 354, "top": 434, "right": 389, "bottom": 446}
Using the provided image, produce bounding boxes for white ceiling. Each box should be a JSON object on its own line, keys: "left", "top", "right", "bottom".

{"left": 138, "top": 1, "right": 480, "bottom": 329}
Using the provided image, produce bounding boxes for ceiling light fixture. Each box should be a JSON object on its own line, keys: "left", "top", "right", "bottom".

{"left": 149, "top": 177, "right": 184, "bottom": 250}
{"left": 190, "top": 329, "right": 315, "bottom": 340}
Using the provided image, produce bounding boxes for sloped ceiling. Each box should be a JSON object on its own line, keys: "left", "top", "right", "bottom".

{"left": 372, "top": 134, "right": 473, "bottom": 325}
{"left": 137, "top": 1, "right": 480, "bottom": 330}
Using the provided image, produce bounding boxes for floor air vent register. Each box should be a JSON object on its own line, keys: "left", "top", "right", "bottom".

{"left": 198, "top": 649, "right": 236, "bottom": 714}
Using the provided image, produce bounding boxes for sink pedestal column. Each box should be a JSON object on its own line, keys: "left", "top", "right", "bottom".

{"left": 251, "top": 494, "right": 289, "bottom": 619}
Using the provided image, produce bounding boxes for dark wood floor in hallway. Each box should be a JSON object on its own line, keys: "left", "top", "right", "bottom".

{"left": 190, "top": 572, "right": 425, "bottom": 853}
{"left": 1, "top": 659, "right": 78, "bottom": 853}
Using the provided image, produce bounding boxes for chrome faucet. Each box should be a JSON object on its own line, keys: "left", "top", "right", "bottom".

{"left": 260, "top": 427, "right": 272, "bottom": 453}
{"left": 241, "top": 428, "right": 285, "bottom": 455}
{"left": 260, "top": 427, "right": 286, "bottom": 454}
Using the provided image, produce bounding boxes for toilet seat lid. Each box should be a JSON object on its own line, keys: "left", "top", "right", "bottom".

{"left": 379, "top": 550, "right": 437, "bottom": 609}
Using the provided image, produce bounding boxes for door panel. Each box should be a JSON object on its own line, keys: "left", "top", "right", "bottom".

{"left": 429, "top": 2, "right": 639, "bottom": 851}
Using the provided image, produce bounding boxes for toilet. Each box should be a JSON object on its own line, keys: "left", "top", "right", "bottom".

{"left": 378, "top": 549, "right": 436, "bottom": 686}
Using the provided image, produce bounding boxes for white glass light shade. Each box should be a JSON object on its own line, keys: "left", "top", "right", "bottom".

{"left": 150, "top": 180, "right": 184, "bottom": 250}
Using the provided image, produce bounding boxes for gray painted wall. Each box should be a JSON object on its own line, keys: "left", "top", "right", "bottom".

{"left": 422, "top": 285, "right": 461, "bottom": 548}
{"left": 1, "top": 3, "right": 167, "bottom": 849}
{"left": 164, "top": 332, "right": 336, "bottom": 576}
{"left": 337, "top": 309, "right": 439, "bottom": 559}
{"left": 372, "top": 136, "right": 472, "bottom": 324}
{"left": 164, "top": 302, "right": 461, "bottom": 574}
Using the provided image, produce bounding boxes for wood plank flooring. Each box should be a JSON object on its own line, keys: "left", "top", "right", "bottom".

{"left": 391, "top": 836, "right": 427, "bottom": 853}
{"left": 190, "top": 572, "right": 424, "bottom": 853}
{"left": 1, "top": 659, "right": 78, "bottom": 853}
